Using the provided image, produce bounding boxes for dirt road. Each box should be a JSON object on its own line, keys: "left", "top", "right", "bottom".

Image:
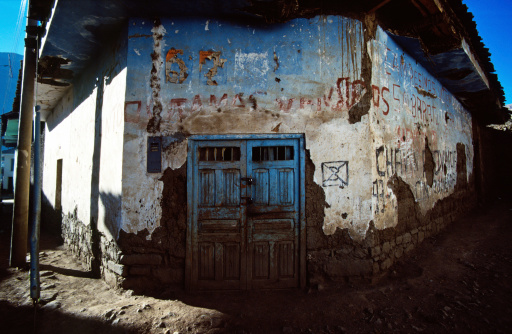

{"left": 1, "top": 197, "right": 511, "bottom": 333}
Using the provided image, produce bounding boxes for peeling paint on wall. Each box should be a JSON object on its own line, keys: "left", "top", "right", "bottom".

{"left": 368, "top": 27, "right": 474, "bottom": 232}
{"left": 199, "top": 50, "right": 226, "bottom": 86}
{"left": 165, "top": 48, "right": 188, "bottom": 84}
{"left": 123, "top": 16, "right": 474, "bottom": 243}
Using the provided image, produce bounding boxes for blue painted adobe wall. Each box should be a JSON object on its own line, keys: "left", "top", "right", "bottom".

{"left": 125, "top": 16, "right": 364, "bottom": 126}
{"left": 121, "top": 15, "right": 474, "bottom": 239}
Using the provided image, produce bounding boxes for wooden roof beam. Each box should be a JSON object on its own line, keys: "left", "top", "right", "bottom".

{"left": 368, "top": 0, "right": 392, "bottom": 14}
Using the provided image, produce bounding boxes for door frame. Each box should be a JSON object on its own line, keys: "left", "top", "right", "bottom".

{"left": 185, "top": 134, "right": 306, "bottom": 290}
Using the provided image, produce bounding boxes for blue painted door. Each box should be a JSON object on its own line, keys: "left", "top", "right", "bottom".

{"left": 246, "top": 139, "right": 301, "bottom": 289}
{"left": 188, "top": 136, "right": 302, "bottom": 290}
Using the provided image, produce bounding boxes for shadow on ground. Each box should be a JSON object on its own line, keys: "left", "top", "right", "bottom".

{"left": 0, "top": 301, "right": 138, "bottom": 334}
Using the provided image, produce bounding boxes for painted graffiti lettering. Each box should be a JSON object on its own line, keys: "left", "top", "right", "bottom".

{"left": 433, "top": 150, "right": 456, "bottom": 176}
{"left": 277, "top": 97, "right": 294, "bottom": 112}
{"left": 199, "top": 50, "right": 226, "bottom": 86}
{"left": 374, "top": 143, "right": 459, "bottom": 207}
{"left": 321, "top": 161, "right": 349, "bottom": 187}
{"left": 385, "top": 48, "right": 438, "bottom": 97}
{"left": 376, "top": 146, "right": 403, "bottom": 178}
{"left": 372, "top": 179, "right": 385, "bottom": 214}
{"left": 169, "top": 98, "right": 188, "bottom": 119}
{"left": 396, "top": 125, "right": 438, "bottom": 149}
{"left": 165, "top": 48, "right": 188, "bottom": 84}
{"left": 232, "top": 94, "right": 245, "bottom": 108}
{"left": 210, "top": 94, "right": 228, "bottom": 107}
{"left": 192, "top": 95, "right": 202, "bottom": 112}
{"left": 371, "top": 85, "right": 390, "bottom": 116}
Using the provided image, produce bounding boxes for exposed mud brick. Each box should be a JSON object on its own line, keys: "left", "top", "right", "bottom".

{"left": 424, "top": 138, "right": 435, "bottom": 187}
{"left": 153, "top": 268, "right": 183, "bottom": 284}
{"left": 405, "top": 244, "right": 415, "bottom": 254}
{"left": 387, "top": 175, "right": 421, "bottom": 234}
{"left": 396, "top": 235, "right": 403, "bottom": 245}
{"left": 324, "top": 258, "right": 373, "bottom": 278}
{"left": 375, "top": 227, "right": 395, "bottom": 245}
{"left": 158, "top": 165, "right": 187, "bottom": 257}
{"left": 371, "top": 246, "right": 381, "bottom": 257}
{"left": 455, "top": 143, "right": 468, "bottom": 190}
{"left": 380, "top": 258, "right": 392, "bottom": 270}
{"left": 395, "top": 247, "right": 403, "bottom": 259}
{"left": 353, "top": 247, "right": 369, "bottom": 259}
{"left": 372, "top": 262, "right": 380, "bottom": 274}
{"left": 418, "top": 231, "right": 425, "bottom": 243}
{"left": 120, "top": 254, "right": 162, "bottom": 266}
{"left": 130, "top": 266, "right": 151, "bottom": 276}
{"left": 306, "top": 228, "right": 329, "bottom": 250}
{"left": 121, "top": 276, "right": 155, "bottom": 292}
{"left": 336, "top": 247, "right": 355, "bottom": 256}
{"left": 382, "top": 242, "right": 391, "bottom": 254}
{"left": 305, "top": 151, "right": 330, "bottom": 248}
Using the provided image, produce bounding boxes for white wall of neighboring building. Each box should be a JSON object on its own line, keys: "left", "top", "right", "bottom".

{"left": 42, "top": 36, "right": 127, "bottom": 242}
{"left": 1, "top": 152, "right": 15, "bottom": 191}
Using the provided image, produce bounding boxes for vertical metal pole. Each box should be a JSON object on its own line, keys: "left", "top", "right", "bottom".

{"left": 10, "top": 18, "right": 38, "bottom": 268}
{"left": 0, "top": 129, "right": 3, "bottom": 197}
{"left": 30, "top": 110, "right": 41, "bottom": 300}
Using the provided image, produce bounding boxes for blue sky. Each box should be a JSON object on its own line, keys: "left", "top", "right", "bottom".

{"left": 463, "top": 0, "right": 512, "bottom": 105}
{"left": 0, "top": 0, "right": 26, "bottom": 56}
{"left": 0, "top": 0, "right": 510, "bottom": 104}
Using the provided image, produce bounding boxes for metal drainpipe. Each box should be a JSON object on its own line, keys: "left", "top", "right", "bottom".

{"left": 9, "top": 18, "right": 38, "bottom": 268}
{"left": 30, "top": 109, "right": 41, "bottom": 301}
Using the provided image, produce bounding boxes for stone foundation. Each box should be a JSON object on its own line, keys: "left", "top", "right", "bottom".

{"left": 61, "top": 208, "right": 95, "bottom": 272}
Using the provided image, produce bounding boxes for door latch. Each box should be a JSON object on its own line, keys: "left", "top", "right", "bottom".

{"left": 241, "top": 177, "right": 254, "bottom": 185}
{"left": 241, "top": 196, "right": 253, "bottom": 204}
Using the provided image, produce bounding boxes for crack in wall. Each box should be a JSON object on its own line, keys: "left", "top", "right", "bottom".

{"left": 147, "top": 19, "right": 166, "bottom": 133}
{"left": 348, "top": 13, "right": 376, "bottom": 124}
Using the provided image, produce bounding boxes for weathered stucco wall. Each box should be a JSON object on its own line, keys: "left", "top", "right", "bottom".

{"left": 119, "top": 16, "right": 377, "bottom": 288}
{"left": 42, "top": 35, "right": 127, "bottom": 272}
{"left": 123, "top": 16, "right": 372, "bottom": 233}
{"left": 369, "top": 27, "right": 474, "bottom": 230}
{"left": 115, "top": 15, "right": 477, "bottom": 288}
{"left": 40, "top": 13, "right": 478, "bottom": 289}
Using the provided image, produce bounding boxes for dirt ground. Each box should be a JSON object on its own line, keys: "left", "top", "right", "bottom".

{"left": 0, "top": 197, "right": 511, "bottom": 334}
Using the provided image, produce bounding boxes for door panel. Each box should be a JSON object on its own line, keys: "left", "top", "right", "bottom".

{"left": 199, "top": 170, "right": 216, "bottom": 206}
{"left": 253, "top": 169, "right": 269, "bottom": 205}
{"left": 192, "top": 140, "right": 246, "bottom": 290}
{"left": 189, "top": 137, "right": 302, "bottom": 290}
{"left": 247, "top": 139, "right": 300, "bottom": 289}
{"left": 278, "top": 168, "right": 294, "bottom": 205}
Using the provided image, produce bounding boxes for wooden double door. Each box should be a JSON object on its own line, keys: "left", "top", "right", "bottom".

{"left": 187, "top": 135, "right": 305, "bottom": 290}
